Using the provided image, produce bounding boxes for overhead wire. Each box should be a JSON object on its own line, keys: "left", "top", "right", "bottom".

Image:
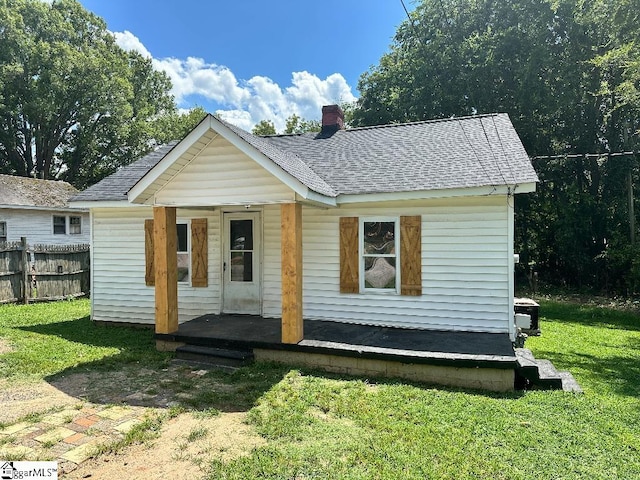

{"left": 457, "top": 118, "right": 497, "bottom": 194}
{"left": 479, "top": 116, "right": 508, "bottom": 187}
{"left": 490, "top": 115, "right": 518, "bottom": 186}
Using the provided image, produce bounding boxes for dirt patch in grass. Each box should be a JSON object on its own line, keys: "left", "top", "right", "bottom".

{"left": 0, "top": 338, "right": 14, "bottom": 355}
{"left": 0, "top": 378, "right": 79, "bottom": 424}
{"left": 64, "top": 411, "right": 265, "bottom": 479}
{"left": 0, "top": 361, "right": 282, "bottom": 476}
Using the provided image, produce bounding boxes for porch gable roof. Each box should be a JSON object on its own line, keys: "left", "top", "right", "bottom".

{"left": 127, "top": 114, "right": 337, "bottom": 205}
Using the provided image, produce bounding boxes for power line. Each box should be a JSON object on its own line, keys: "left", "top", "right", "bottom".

{"left": 531, "top": 152, "right": 637, "bottom": 161}
{"left": 457, "top": 118, "right": 496, "bottom": 191}
{"left": 490, "top": 115, "right": 517, "bottom": 185}
{"left": 478, "top": 116, "right": 508, "bottom": 186}
{"left": 400, "top": 0, "right": 412, "bottom": 20}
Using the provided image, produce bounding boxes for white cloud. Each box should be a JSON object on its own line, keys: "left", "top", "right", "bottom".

{"left": 112, "top": 31, "right": 357, "bottom": 132}
{"left": 215, "top": 109, "right": 254, "bottom": 132}
{"left": 112, "top": 30, "right": 152, "bottom": 59}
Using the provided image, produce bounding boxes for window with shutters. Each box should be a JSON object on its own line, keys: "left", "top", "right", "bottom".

{"left": 340, "top": 215, "right": 422, "bottom": 296}
{"left": 361, "top": 218, "right": 399, "bottom": 292}
{"left": 145, "top": 218, "right": 207, "bottom": 288}
{"left": 0, "top": 221, "right": 6, "bottom": 242}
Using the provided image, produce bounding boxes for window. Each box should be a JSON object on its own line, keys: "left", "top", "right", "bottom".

{"left": 176, "top": 223, "right": 189, "bottom": 283}
{"left": 69, "top": 216, "right": 81, "bottom": 234}
{"left": 144, "top": 218, "right": 208, "bottom": 288}
{"left": 340, "top": 216, "right": 422, "bottom": 296}
{"left": 0, "top": 221, "right": 6, "bottom": 242}
{"left": 361, "top": 219, "right": 399, "bottom": 292}
{"left": 53, "top": 216, "right": 66, "bottom": 234}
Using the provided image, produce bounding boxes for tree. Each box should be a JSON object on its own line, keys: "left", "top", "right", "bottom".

{"left": 252, "top": 119, "right": 276, "bottom": 135}
{"left": 284, "top": 114, "right": 320, "bottom": 134}
{"left": 354, "top": 0, "right": 640, "bottom": 156}
{"left": 0, "top": 0, "right": 182, "bottom": 188}
{"left": 352, "top": 0, "right": 640, "bottom": 293}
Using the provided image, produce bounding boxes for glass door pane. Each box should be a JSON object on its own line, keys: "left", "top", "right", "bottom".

{"left": 230, "top": 219, "right": 253, "bottom": 282}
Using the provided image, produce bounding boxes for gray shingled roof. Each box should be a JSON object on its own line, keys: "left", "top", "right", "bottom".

{"left": 0, "top": 174, "right": 79, "bottom": 208}
{"left": 264, "top": 113, "right": 537, "bottom": 195}
{"left": 220, "top": 119, "right": 337, "bottom": 197}
{"left": 71, "top": 142, "right": 178, "bottom": 202}
{"left": 71, "top": 113, "right": 537, "bottom": 203}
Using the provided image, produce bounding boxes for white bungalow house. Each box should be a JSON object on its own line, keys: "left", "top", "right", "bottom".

{"left": 0, "top": 174, "right": 90, "bottom": 245}
{"left": 70, "top": 106, "right": 541, "bottom": 390}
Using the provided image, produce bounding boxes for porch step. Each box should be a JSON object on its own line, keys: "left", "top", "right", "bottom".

{"left": 174, "top": 345, "right": 254, "bottom": 371}
{"left": 515, "top": 348, "right": 582, "bottom": 392}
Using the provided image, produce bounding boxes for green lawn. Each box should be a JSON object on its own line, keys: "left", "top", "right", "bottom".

{"left": 0, "top": 299, "right": 638, "bottom": 479}
{"left": 207, "top": 299, "right": 640, "bottom": 480}
{"left": 0, "top": 299, "right": 169, "bottom": 379}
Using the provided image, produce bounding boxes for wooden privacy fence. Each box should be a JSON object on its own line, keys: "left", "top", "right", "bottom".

{"left": 0, "top": 237, "right": 90, "bottom": 304}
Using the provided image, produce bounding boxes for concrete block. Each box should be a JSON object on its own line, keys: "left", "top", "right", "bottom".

{"left": 156, "top": 340, "right": 185, "bottom": 352}
{"left": 253, "top": 348, "right": 514, "bottom": 392}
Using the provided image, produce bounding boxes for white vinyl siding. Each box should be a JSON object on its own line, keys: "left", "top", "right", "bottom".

{"left": 262, "top": 205, "right": 282, "bottom": 317}
{"left": 90, "top": 195, "right": 512, "bottom": 334}
{"left": 153, "top": 136, "right": 295, "bottom": 206}
{"left": 91, "top": 206, "right": 221, "bottom": 325}
{"left": 303, "top": 197, "right": 510, "bottom": 333}
{"left": 0, "top": 208, "right": 90, "bottom": 245}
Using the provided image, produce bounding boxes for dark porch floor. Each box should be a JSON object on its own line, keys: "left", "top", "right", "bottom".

{"left": 156, "top": 314, "right": 518, "bottom": 369}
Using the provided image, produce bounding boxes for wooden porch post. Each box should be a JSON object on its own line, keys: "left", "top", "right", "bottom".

{"left": 154, "top": 206, "right": 178, "bottom": 334}
{"left": 281, "top": 203, "right": 303, "bottom": 344}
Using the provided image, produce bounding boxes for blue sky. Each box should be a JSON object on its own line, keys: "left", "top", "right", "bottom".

{"left": 77, "top": 0, "right": 412, "bottom": 132}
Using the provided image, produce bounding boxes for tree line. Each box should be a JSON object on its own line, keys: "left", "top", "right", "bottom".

{"left": 351, "top": 0, "right": 640, "bottom": 295}
{"left": 0, "top": 0, "right": 205, "bottom": 189}
{"left": 3, "top": 0, "right": 640, "bottom": 293}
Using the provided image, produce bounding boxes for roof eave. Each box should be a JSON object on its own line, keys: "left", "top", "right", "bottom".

{"left": 336, "top": 182, "right": 537, "bottom": 204}
{"left": 0, "top": 203, "right": 87, "bottom": 212}
{"left": 68, "top": 199, "right": 138, "bottom": 209}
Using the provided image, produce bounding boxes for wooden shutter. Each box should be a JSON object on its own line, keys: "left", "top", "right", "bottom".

{"left": 400, "top": 215, "right": 422, "bottom": 296}
{"left": 191, "top": 218, "right": 208, "bottom": 287}
{"left": 339, "top": 217, "right": 359, "bottom": 293}
{"left": 144, "top": 219, "right": 155, "bottom": 286}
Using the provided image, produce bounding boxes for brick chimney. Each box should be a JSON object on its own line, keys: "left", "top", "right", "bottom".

{"left": 321, "top": 104, "right": 344, "bottom": 134}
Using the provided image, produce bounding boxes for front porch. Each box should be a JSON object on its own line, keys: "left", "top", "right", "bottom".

{"left": 156, "top": 315, "right": 519, "bottom": 391}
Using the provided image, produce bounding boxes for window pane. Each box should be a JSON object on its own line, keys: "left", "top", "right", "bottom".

{"left": 177, "top": 252, "right": 189, "bottom": 282}
{"left": 0, "top": 221, "right": 6, "bottom": 241}
{"left": 364, "top": 257, "right": 396, "bottom": 289}
{"left": 177, "top": 224, "right": 188, "bottom": 252}
{"left": 230, "top": 220, "right": 253, "bottom": 251}
{"left": 364, "top": 222, "right": 395, "bottom": 255}
{"left": 230, "top": 251, "right": 253, "bottom": 282}
{"left": 69, "top": 216, "right": 81, "bottom": 234}
{"left": 53, "top": 216, "right": 66, "bottom": 234}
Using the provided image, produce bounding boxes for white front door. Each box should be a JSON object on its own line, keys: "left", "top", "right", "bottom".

{"left": 223, "top": 212, "right": 261, "bottom": 314}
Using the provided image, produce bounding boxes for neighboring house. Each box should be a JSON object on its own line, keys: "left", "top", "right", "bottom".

{"left": 0, "top": 175, "right": 90, "bottom": 245}
{"left": 70, "top": 106, "right": 538, "bottom": 346}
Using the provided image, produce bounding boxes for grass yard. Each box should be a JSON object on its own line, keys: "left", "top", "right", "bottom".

{"left": 0, "top": 299, "right": 638, "bottom": 479}
{"left": 206, "top": 299, "right": 640, "bottom": 480}
{"left": 0, "top": 299, "right": 169, "bottom": 379}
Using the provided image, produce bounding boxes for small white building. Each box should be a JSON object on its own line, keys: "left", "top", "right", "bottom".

{"left": 71, "top": 106, "right": 537, "bottom": 348}
{"left": 0, "top": 175, "right": 90, "bottom": 245}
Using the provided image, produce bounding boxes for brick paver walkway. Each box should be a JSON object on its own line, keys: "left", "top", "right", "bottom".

{"left": 0, "top": 403, "right": 154, "bottom": 475}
